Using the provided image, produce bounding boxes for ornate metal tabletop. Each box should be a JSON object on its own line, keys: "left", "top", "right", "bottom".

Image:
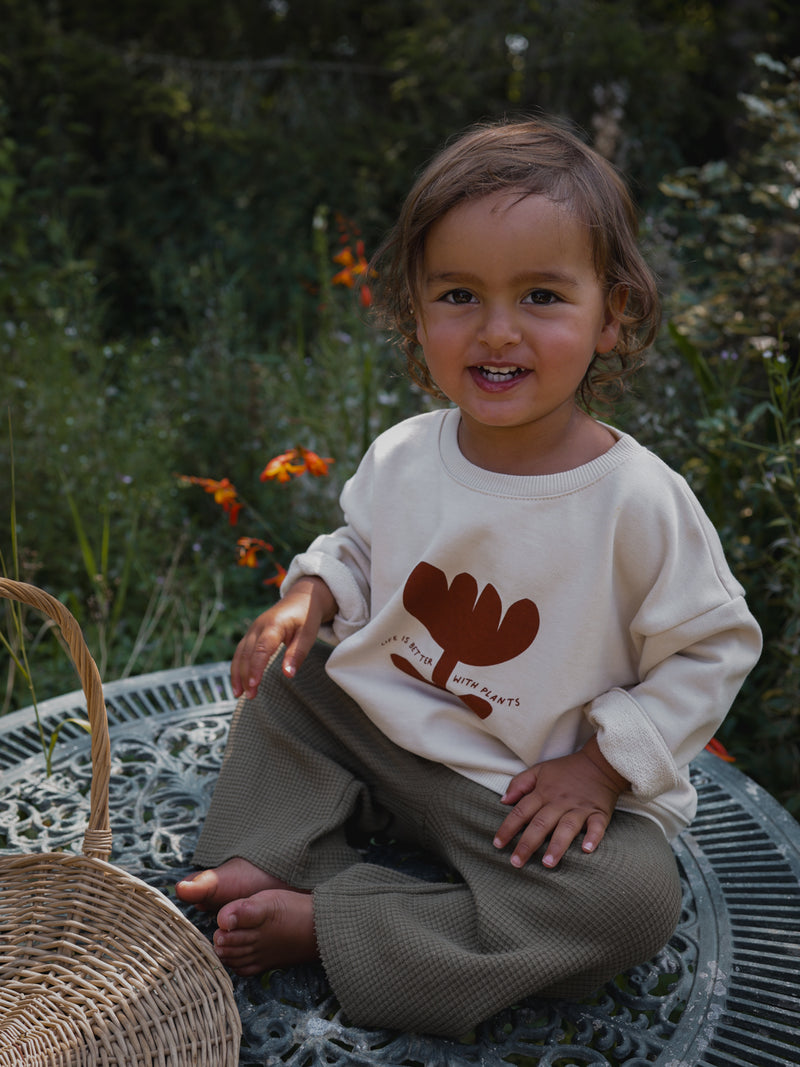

{"left": 2, "top": 664, "right": 799, "bottom": 1066}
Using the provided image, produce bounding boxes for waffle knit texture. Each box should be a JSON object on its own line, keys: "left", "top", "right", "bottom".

{"left": 195, "top": 646, "right": 682, "bottom": 1037}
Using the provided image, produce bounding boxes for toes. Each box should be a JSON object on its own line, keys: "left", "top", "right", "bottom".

{"left": 176, "top": 858, "right": 291, "bottom": 912}
{"left": 212, "top": 889, "right": 318, "bottom": 974}
{"left": 214, "top": 928, "right": 266, "bottom": 973}
{"left": 218, "top": 891, "right": 278, "bottom": 932}
{"left": 214, "top": 928, "right": 254, "bottom": 950}
{"left": 215, "top": 944, "right": 258, "bottom": 970}
{"left": 175, "top": 869, "right": 218, "bottom": 907}
{"left": 216, "top": 901, "right": 241, "bottom": 932}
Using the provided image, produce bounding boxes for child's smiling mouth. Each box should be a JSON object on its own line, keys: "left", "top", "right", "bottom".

{"left": 473, "top": 365, "right": 530, "bottom": 385}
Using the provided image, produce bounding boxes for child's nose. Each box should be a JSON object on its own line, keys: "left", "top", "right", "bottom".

{"left": 478, "top": 305, "right": 522, "bottom": 350}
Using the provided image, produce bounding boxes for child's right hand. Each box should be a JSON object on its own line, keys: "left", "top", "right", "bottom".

{"left": 230, "top": 576, "right": 337, "bottom": 699}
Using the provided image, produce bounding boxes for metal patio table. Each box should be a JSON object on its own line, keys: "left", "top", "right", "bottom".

{"left": 2, "top": 662, "right": 799, "bottom": 1066}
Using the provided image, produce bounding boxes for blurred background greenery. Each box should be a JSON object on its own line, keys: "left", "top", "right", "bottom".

{"left": 1, "top": 0, "right": 799, "bottom": 810}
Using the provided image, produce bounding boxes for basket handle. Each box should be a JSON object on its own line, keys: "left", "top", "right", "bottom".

{"left": 0, "top": 578, "right": 112, "bottom": 860}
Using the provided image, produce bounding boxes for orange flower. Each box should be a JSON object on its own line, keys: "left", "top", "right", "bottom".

{"left": 260, "top": 447, "right": 334, "bottom": 482}
{"left": 705, "top": 737, "right": 736, "bottom": 762}
{"left": 332, "top": 246, "right": 356, "bottom": 286}
{"left": 181, "top": 476, "right": 242, "bottom": 526}
{"left": 260, "top": 450, "right": 305, "bottom": 483}
{"left": 332, "top": 242, "right": 365, "bottom": 287}
{"left": 332, "top": 237, "right": 376, "bottom": 307}
{"left": 299, "top": 446, "right": 334, "bottom": 477}
{"left": 264, "top": 562, "right": 287, "bottom": 588}
{"left": 236, "top": 537, "right": 273, "bottom": 568}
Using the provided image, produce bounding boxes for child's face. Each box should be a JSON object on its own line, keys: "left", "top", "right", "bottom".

{"left": 415, "top": 190, "right": 622, "bottom": 471}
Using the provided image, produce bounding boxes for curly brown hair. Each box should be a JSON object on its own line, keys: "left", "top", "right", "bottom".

{"left": 370, "top": 117, "right": 661, "bottom": 411}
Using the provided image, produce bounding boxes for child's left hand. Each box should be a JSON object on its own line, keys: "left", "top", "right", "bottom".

{"left": 493, "top": 736, "right": 629, "bottom": 869}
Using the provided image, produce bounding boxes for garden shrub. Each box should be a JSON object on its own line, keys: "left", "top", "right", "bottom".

{"left": 0, "top": 205, "right": 425, "bottom": 712}
{"left": 630, "top": 55, "right": 800, "bottom": 810}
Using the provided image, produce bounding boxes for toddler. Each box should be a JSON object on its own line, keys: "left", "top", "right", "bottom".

{"left": 177, "top": 117, "right": 762, "bottom": 1037}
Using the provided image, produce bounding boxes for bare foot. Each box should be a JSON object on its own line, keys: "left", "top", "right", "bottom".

{"left": 213, "top": 889, "right": 319, "bottom": 976}
{"left": 175, "top": 857, "right": 292, "bottom": 912}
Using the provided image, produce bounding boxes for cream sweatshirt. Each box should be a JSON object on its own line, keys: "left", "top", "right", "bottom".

{"left": 284, "top": 408, "right": 762, "bottom": 838}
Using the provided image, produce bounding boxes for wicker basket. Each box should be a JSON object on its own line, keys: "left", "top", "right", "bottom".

{"left": 0, "top": 579, "right": 241, "bottom": 1065}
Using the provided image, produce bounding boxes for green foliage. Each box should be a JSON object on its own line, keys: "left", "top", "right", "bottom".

{"left": 629, "top": 56, "right": 800, "bottom": 810}
{"left": 0, "top": 231, "right": 253, "bottom": 701}
{"left": 281, "top": 208, "right": 430, "bottom": 476}
{"left": 0, "top": 200, "right": 424, "bottom": 710}
{"left": 658, "top": 55, "right": 800, "bottom": 357}
{"left": 176, "top": 207, "right": 431, "bottom": 585}
{"left": 0, "top": 422, "right": 92, "bottom": 771}
{"left": 2, "top": 1, "right": 799, "bottom": 340}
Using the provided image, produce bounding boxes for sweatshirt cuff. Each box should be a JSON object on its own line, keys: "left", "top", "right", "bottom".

{"left": 283, "top": 551, "right": 369, "bottom": 643}
{"left": 587, "top": 688, "right": 679, "bottom": 802}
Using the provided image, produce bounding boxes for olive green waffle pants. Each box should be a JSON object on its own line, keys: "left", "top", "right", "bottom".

{"left": 194, "top": 643, "right": 682, "bottom": 1037}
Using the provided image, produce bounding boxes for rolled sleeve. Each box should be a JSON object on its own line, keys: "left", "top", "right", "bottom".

{"left": 587, "top": 596, "right": 762, "bottom": 802}
{"left": 283, "top": 546, "right": 370, "bottom": 643}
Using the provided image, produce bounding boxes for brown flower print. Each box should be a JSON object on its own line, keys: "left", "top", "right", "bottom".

{"left": 391, "top": 561, "right": 540, "bottom": 718}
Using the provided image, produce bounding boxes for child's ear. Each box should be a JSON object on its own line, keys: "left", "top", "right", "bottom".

{"left": 596, "top": 284, "right": 628, "bottom": 354}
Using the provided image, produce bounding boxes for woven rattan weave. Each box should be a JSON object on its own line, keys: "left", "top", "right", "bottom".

{"left": 0, "top": 578, "right": 241, "bottom": 1066}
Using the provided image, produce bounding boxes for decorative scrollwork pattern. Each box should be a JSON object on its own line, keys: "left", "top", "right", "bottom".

{"left": 1, "top": 701, "right": 708, "bottom": 1065}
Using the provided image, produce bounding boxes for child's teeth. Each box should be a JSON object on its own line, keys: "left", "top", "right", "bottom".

{"left": 479, "top": 366, "right": 521, "bottom": 381}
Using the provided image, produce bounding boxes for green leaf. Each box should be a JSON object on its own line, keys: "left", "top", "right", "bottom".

{"left": 667, "top": 323, "right": 719, "bottom": 404}
{"left": 62, "top": 484, "right": 98, "bottom": 580}
{"left": 46, "top": 717, "right": 92, "bottom": 775}
{"left": 657, "top": 180, "right": 700, "bottom": 200}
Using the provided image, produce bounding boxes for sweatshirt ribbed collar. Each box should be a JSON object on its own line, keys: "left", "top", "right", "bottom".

{"left": 438, "top": 408, "right": 642, "bottom": 499}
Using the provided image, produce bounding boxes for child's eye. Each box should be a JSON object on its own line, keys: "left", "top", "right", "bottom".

{"left": 440, "top": 288, "right": 476, "bottom": 305}
{"left": 523, "top": 289, "right": 559, "bottom": 306}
